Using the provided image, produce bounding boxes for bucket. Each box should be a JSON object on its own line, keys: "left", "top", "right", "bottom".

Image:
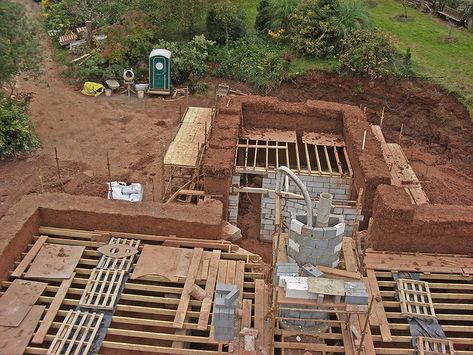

{"left": 105, "top": 88, "right": 112, "bottom": 97}
{"left": 137, "top": 90, "right": 145, "bottom": 99}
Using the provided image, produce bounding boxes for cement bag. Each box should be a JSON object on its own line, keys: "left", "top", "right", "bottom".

{"left": 81, "top": 81, "right": 105, "bottom": 96}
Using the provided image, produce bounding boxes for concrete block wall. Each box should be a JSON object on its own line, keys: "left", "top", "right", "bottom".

{"left": 227, "top": 175, "right": 241, "bottom": 225}
{"left": 260, "top": 173, "right": 354, "bottom": 240}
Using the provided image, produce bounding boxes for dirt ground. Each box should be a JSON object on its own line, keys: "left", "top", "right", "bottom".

{"left": 273, "top": 71, "right": 473, "bottom": 205}
{"left": 2, "top": 2, "right": 473, "bottom": 258}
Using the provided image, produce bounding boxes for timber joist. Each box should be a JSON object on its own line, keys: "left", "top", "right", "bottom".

{"left": 365, "top": 250, "right": 473, "bottom": 354}
{"left": 1, "top": 227, "right": 268, "bottom": 354}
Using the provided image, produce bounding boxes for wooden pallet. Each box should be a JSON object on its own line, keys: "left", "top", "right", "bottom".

{"left": 417, "top": 336, "right": 455, "bottom": 355}
{"left": 48, "top": 310, "right": 103, "bottom": 355}
{"left": 397, "top": 279, "right": 436, "bottom": 320}
{"left": 78, "top": 268, "right": 125, "bottom": 310}
{"left": 97, "top": 237, "right": 140, "bottom": 272}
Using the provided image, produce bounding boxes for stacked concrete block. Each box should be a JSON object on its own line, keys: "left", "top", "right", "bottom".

{"left": 275, "top": 263, "right": 299, "bottom": 287}
{"left": 227, "top": 192, "right": 239, "bottom": 226}
{"left": 259, "top": 172, "right": 354, "bottom": 241}
{"left": 344, "top": 281, "right": 369, "bottom": 305}
{"left": 214, "top": 283, "right": 240, "bottom": 341}
{"left": 287, "top": 213, "right": 345, "bottom": 268}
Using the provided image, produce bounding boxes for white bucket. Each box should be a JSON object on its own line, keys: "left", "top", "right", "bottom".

{"left": 137, "top": 90, "right": 145, "bottom": 99}
{"left": 104, "top": 88, "right": 112, "bottom": 97}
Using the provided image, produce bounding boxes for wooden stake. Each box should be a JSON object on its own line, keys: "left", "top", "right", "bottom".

{"left": 161, "top": 156, "right": 165, "bottom": 202}
{"left": 106, "top": 152, "right": 112, "bottom": 199}
{"left": 398, "top": 123, "right": 404, "bottom": 145}
{"left": 380, "top": 107, "right": 385, "bottom": 128}
{"left": 38, "top": 167, "right": 44, "bottom": 193}
{"left": 362, "top": 130, "right": 367, "bottom": 150}
{"left": 54, "top": 147, "right": 65, "bottom": 192}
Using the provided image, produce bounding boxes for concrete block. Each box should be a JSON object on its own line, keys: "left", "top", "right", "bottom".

{"left": 284, "top": 277, "right": 318, "bottom": 300}
{"left": 334, "top": 222, "right": 345, "bottom": 237}
{"left": 313, "top": 228, "right": 324, "bottom": 238}
{"left": 323, "top": 227, "right": 337, "bottom": 238}
{"left": 345, "top": 281, "right": 368, "bottom": 305}
{"left": 302, "top": 263, "right": 324, "bottom": 277}
{"left": 288, "top": 238, "right": 300, "bottom": 253}
{"left": 290, "top": 219, "right": 304, "bottom": 234}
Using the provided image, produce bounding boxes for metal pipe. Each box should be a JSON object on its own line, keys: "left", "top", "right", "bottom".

{"left": 275, "top": 166, "right": 313, "bottom": 227}
{"left": 316, "top": 192, "right": 333, "bottom": 228}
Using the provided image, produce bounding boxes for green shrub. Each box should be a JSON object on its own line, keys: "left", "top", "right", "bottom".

{"left": 155, "top": 35, "right": 215, "bottom": 83}
{"left": 339, "top": 29, "right": 399, "bottom": 79}
{"left": 289, "top": 0, "right": 338, "bottom": 57}
{"left": 255, "top": 0, "right": 272, "bottom": 33}
{"left": 0, "top": 97, "right": 38, "bottom": 159}
{"left": 206, "top": 6, "right": 246, "bottom": 44}
{"left": 210, "top": 36, "right": 287, "bottom": 92}
{"left": 333, "top": 0, "right": 372, "bottom": 41}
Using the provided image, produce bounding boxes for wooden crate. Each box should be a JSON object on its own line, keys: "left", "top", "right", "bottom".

{"left": 417, "top": 336, "right": 455, "bottom": 355}
{"left": 48, "top": 310, "right": 103, "bottom": 354}
{"left": 397, "top": 279, "right": 436, "bottom": 319}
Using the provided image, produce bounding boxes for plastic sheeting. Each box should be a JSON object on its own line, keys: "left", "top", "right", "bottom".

{"left": 107, "top": 182, "right": 143, "bottom": 202}
{"left": 81, "top": 81, "right": 105, "bottom": 96}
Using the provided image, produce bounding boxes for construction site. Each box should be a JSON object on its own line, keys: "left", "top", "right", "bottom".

{"left": 1, "top": 91, "right": 473, "bottom": 355}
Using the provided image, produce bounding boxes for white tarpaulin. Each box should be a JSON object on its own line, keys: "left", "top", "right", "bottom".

{"left": 107, "top": 182, "right": 144, "bottom": 202}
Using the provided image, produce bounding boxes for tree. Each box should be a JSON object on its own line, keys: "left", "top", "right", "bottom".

{"left": 206, "top": 1, "right": 246, "bottom": 44}
{"left": 0, "top": 0, "right": 41, "bottom": 97}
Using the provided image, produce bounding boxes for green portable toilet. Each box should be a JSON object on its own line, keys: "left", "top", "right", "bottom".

{"left": 149, "top": 49, "right": 171, "bottom": 95}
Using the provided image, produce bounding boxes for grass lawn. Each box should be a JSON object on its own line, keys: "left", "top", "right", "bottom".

{"left": 369, "top": 0, "right": 473, "bottom": 114}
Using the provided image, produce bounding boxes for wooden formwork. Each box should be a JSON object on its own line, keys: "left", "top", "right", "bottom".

{"left": 364, "top": 250, "right": 473, "bottom": 354}
{"left": 1, "top": 226, "right": 268, "bottom": 354}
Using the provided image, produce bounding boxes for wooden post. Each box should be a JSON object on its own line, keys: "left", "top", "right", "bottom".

{"left": 38, "top": 167, "right": 44, "bottom": 193}
{"left": 362, "top": 130, "right": 367, "bottom": 150}
{"left": 204, "top": 121, "right": 208, "bottom": 148}
{"left": 106, "top": 152, "right": 112, "bottom": 199}
{"left": 398, "top": 123, "right": 404, "bottom": 145}
{"left": 85, "top": 20, "right": 93, "bottom": 47}
{"left": 161, "top": 156, "right": 165, "bottom": 202}
{"left": 380, "top": 107, "right": 385, "bottom": 128}
{"left": 357, "top": 297, "right": 375, "bottom": 355}
{"left": 54, "top": 147, "right": 65, "bottom": 192}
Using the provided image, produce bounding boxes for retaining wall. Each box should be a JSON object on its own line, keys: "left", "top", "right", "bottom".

{"left": 369, "top": 185, "right": 473, "bottom": 253}
{"left": 0, "top": 193, "right": 224, "bottom": 282}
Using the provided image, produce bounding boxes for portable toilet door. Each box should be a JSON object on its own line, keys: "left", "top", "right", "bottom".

{"left": 149, "top": 49, "right": 171, "bottom": 95}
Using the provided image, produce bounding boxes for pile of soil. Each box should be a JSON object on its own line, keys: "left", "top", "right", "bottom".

{"left": 273, "top": 71, "right": 473, "bottom": 205}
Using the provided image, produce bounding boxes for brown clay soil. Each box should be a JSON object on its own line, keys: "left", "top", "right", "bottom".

{"left": 273, "top": 72, "right": 473, "bottom": 205}
{"left": 2, "top": 2, "right": 473, "bottom": 253}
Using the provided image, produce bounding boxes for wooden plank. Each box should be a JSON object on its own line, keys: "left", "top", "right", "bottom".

{"left": 197, "top": 250, "right": 221, "bottom": 330}
{"left": 235, "top": 261, "right": 245, "bottom": 305}
{"left": 316, "top": 265, "right": 361, "bottom": 280}
{"left": 217, "top": 260, "right": 228, "bottom": 283}
{"left": 32, "top": 273, "right": 76, "bottom": 344}
{"left": 173, "top": 248, "right": 204, "bottom": 329}
{"left": 11, "top": 236, "right": 48, "bottom": 278}
{"left": 25, "top": 244, "right": 85, "bottom": 280}
{"left": 366, "top": 269, "right": 392, "bottom": 342}
{"left": 0, "top": 279, "right": 47, "bottom": 327}
{"left": 254, "top": 280, "right": 266, "bottom": 351}
{"left": 0, "top": 305, "right": 45, "bottom": 355}
{"left": 226, "top": 260, "right": 237, "bottom": 284}
{"left": 342, "top": 237, "right": 358, "bottom": 272}
{"left": 241, "top": 299, "right": 252, "bottom": 328}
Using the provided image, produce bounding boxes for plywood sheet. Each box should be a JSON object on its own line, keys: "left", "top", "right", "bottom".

{"left": 25, "top": 244, "right": 85, "bottom": 279}
{"left": 0, "top": 279, "right": 47, "bottom": 327}
{"left": 0, "top": 305, "right": 45, "bottom": 355}
{"left": 131, "top": 245, "right": 210, "bottom": 282}
{"left": 164, "top": 107, "right": 213, "bottom": 168}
